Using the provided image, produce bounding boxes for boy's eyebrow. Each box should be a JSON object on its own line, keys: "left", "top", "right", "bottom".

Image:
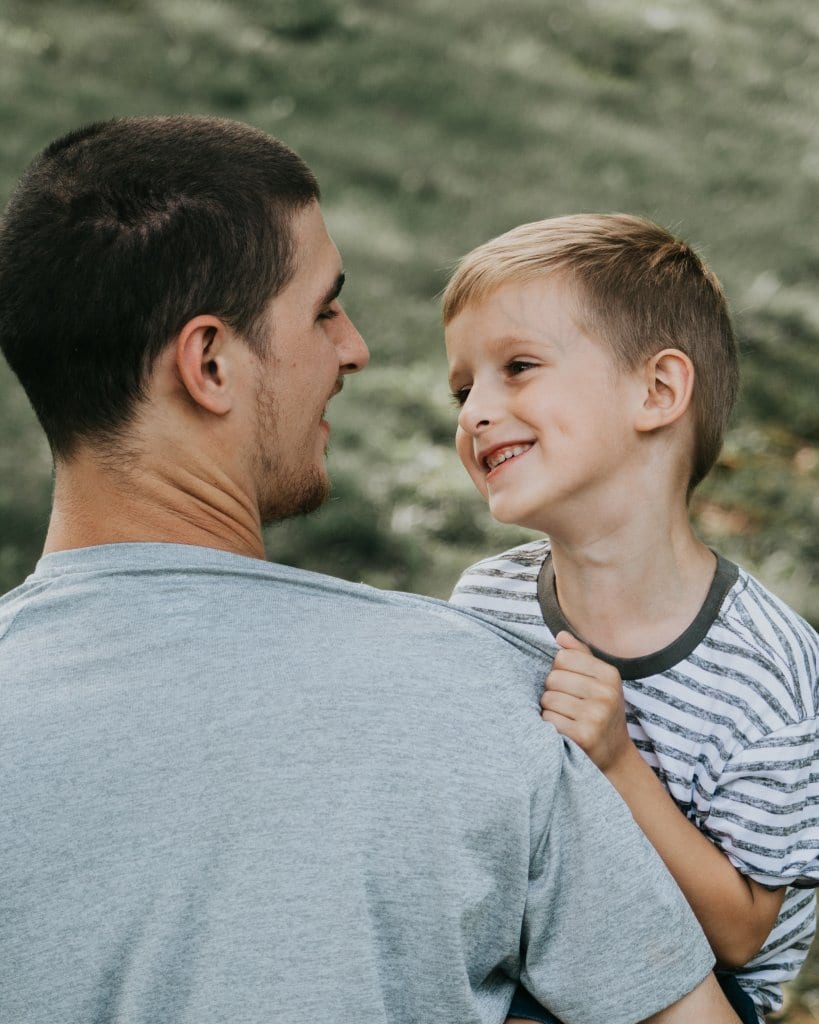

{"left": 447, "top": 360, "right": 469, "bottom": 388}
{"left": 489, "top": 332, "right": 556, "bottom": 350}
{"left": 316, "top": 271, "right": 345, "bottom": 310}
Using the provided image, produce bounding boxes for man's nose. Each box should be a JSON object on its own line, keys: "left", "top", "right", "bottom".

{"left": 338, "top": 313, "right": 370, "bottom": 374}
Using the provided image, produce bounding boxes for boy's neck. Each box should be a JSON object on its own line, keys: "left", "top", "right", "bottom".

{"left": 549, "top": 520, "right": 717, "bottom": 661}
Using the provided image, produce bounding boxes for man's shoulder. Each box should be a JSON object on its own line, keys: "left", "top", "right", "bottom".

{"left": 0, "top": 574, "right": 54, "bottom": 642}
{"left": 1, "top": 542, "right": 553, "bottom": 670}
{"left": 340, "top": 575, "right": 556, "bottom": 665}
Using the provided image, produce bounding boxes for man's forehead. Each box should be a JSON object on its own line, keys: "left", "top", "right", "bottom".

{"left": 290, "top": 202, "right": 343, "bottom": 285}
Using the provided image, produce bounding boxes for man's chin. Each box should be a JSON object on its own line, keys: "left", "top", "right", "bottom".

{"left": 259, "top": 473, "right": 330, "bottom": 526}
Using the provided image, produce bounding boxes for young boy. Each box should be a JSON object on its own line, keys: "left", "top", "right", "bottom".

{"left": 443, "top": 214, "right": 819, "bottom": 1024}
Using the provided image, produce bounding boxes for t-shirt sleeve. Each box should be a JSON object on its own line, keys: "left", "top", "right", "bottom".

{"left": 521, "top": 737, "right": 715, "bottom": 1024}
{"left": 705, "top": 718, "right": 819, "bottom": 888}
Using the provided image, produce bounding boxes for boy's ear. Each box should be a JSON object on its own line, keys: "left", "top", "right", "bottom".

{"left": 174, "top": 315, "right": 239, "bottom": 416}
{"left": 634, "top": 348, "right": 694, "bottom": 433}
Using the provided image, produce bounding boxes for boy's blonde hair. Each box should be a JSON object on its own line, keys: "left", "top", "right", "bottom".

{"left": 442, "top": 214, "right": 738, "bottom": 494}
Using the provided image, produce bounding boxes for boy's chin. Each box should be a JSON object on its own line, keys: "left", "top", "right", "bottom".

{"left": 489, "top": 502, "right": 534, "bottom": 530}
{"left": 487, "top": 497, "right": 549, "bottom": 534}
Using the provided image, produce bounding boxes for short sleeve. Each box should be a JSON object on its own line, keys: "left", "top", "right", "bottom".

{"left": 521, "top": 739, "right": 714, "bottom": 1024}
{"left": 705, "top": 718, "right": 819, "bottom": 888}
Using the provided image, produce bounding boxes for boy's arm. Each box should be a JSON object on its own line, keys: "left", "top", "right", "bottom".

{"left": 507, "top": 976, "right": 744, "bottom": 1024}
{"left": 604, "top": 734, "right": 785, "bottom": 967}
{"left": 541, "top": 632, "right": 786, "bottom": 968}
{"left": 643, "top": 973, "right": 741, "bottom": 1023}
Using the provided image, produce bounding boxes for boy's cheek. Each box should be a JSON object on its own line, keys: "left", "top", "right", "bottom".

{"left": 455, "top": 430, "right": 489, "bottom": 498}
{"left": 472, "top": 473, "right": 489, "bottom": 500}
{"left": 467, "top": 466, "right": 490, "bottom": 501}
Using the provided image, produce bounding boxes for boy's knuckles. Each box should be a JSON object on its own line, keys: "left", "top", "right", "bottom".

{"left": 545, "top": 670, "right": 575, "bottom": 694}
{"left": 542, "top": 692, "right": 570, "bottom": 714}
{"left": 553, "top": 649, "right": 585, "bottom": 670}
{"left": 597, "top": 690, "right": 621, "bottom": 713}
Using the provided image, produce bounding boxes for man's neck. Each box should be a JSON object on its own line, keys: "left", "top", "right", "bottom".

{"left": 548, "top": 512, "right": 717, "bottom": 661}
{"left": 44, "top": 451, "right": 266, "bottom": 561}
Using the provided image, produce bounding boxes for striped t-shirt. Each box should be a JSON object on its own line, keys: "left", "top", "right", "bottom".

{"left": 450, "top": 539, "right": 819, "bottom": 1020}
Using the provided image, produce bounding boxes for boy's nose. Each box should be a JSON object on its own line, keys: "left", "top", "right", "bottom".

{"left": 457, "top": 390, "right": 493, "bottom": 435}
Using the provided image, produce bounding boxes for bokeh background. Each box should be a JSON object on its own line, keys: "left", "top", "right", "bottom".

{"left": 0, "top": 0, "right": 816, "bottom": 1018}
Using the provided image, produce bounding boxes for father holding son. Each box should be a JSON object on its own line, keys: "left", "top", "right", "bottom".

{"left": 0, "top": 116, "right": 739, "bottom": 1023}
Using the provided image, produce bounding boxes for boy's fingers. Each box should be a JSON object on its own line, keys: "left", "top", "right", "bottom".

{"left": 555, "top": 629, "right": 591, "bottom": 653}
{"left": 544, "top": 668, "right": 594, "bottom": 698}
{"left": 552, "top": 647, "right": 603, "bottom": 677}
{"left": 541, "top": 709, "right": 588, "bottom": 751}
{"left": 551, "top": 649, "right": 621, "bottom": 686}
{"left": 541, "top": 689, "right": 582, "bottom": 721}
{"left": 541, "top": 707, "right": 579, "bottom": 737}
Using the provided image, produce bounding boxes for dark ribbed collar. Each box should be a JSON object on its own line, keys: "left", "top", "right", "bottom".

{"left": 537, "top": 551, "right": 739, "bottom": 679}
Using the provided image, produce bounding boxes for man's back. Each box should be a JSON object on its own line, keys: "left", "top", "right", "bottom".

{"left": 1, "top": 543, "right": 712, "bottom": 1023}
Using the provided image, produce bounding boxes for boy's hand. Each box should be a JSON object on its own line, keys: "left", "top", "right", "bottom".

{"left": 541, "top": 631, "right": 632, "bottom": 772}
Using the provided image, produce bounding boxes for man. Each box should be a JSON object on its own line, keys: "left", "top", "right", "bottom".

{"left": 0, "top": 116, "right": 739, "bottom": 1023}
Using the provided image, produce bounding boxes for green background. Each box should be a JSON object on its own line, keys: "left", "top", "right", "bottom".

{"left": 0, "top": 1, "right": 817, "bottom": 1017}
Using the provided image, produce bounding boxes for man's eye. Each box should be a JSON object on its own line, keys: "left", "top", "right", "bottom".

{"left": 318, "top": 306, "right": 340, "bottom": 322}
{"left": 450, "top": 387, "right": 470, "bottom": 407}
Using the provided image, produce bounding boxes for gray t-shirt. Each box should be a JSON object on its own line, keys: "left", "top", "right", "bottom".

{"left": 0, "top": 544, "right": 714, "bottom": 1023}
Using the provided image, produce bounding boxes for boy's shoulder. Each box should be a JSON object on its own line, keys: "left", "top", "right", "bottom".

{"left": 449, "top": 540, "right": 554, "bottom": 644}
{"left": 454, "top": 538, "right": 552, "bottom": 584}
{"left": 722, "top": 560, "right": 818, "bottom": 647}
{"left": 717, "top": 559, "right": 818, "bottom": 714}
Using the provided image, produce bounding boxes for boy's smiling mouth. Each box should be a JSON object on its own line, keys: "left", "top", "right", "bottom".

{"left": 481, "top": 442, "right": 534, "bottom": 474}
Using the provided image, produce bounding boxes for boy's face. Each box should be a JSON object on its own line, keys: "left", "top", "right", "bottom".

{"left": 445, "top": 276, "right": 646, "bottom": 535}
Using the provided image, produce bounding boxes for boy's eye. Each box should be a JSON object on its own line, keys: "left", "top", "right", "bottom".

{"left": 507, "top": 360, "right": 536, "bottom": 375}
{"left": 450, "top": 386, "right": 471, "bottom": 407}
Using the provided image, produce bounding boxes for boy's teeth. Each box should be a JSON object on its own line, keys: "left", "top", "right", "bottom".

{"left": 487, "top": 444, "right": 532, "bottom": 469}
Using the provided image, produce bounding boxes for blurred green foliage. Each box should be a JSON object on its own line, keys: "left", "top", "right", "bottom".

{"left": 0, "top": 0, "right": 816, "bottom": 630}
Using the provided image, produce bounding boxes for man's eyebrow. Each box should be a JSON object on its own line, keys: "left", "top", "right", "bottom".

{"left": 316, "top": 271, "right": 345, "bottom": 310}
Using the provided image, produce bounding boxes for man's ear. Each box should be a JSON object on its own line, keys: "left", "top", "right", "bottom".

{"left": 174, "top": 315, "right": 239, "bottom": 416}
{"left": 634, "top": 348, "right": 694, "bottom": 433}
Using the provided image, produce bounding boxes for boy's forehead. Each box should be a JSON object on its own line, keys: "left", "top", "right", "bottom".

{"left": 447, "top": 277, "right": 577, "bottom": 344}
{"left": 455, "top": 275, "right": 579, "bottom": 325}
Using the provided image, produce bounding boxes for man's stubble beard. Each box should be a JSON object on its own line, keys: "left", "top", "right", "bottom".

{"left": 257, "top": 456, "right": 329, "bottom": 525}
{"left": 253, "top": 377, "right": 330, "bottom": 526}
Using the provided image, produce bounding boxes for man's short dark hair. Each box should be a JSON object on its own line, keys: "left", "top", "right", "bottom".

{"left": 0, "top": 115, "right": 320, "bottom": 458}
